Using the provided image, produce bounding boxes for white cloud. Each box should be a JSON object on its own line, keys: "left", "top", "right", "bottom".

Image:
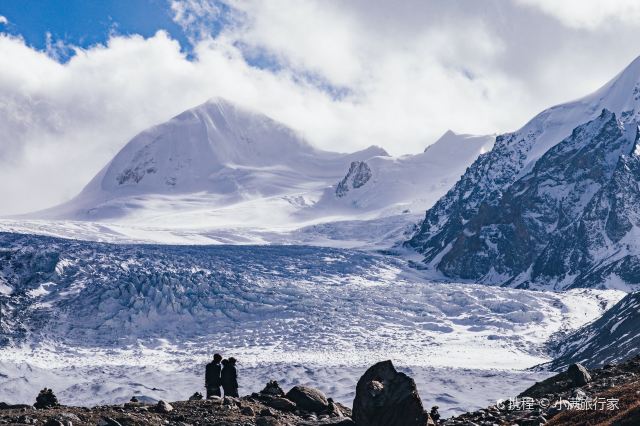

{"left": 0, "top": 15, "right": 8, "bottom": 25}
{"left": 2, "top": 0, "right": 640, "bottom": 215}
{"left": 516, "top": 0, "right": 640, "bottom": 29}
{"left": 170, "top": 0, "right": 224, "bottom": 42}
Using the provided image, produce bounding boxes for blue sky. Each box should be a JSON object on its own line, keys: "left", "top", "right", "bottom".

{"left": 0, "top": 0, "right": 207, "bottom": 60}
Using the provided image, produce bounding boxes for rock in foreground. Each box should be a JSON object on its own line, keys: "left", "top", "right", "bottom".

{"left": 286, "top": 385, "right": 330, "bottom": 413}
{"left": 352, "top": 360, "right": 433, "bottom": 426}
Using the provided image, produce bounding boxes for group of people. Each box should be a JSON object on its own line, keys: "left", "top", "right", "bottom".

{"left": 205, "top": 354, "right": 239, "bottom": 398}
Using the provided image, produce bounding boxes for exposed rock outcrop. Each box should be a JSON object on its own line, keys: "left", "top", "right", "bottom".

{"left": 336, "top": 161, "right": 372, "bottom": 197}
{"left": 409, "top": 109, "right": 640, "bottom": 290}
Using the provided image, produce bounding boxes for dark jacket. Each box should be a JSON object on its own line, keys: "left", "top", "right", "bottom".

{"left": 221, "top": 362, "right": 238, "bottom": 394}
{"left": 205, "top": 361, "right": 222, "bottom": 387}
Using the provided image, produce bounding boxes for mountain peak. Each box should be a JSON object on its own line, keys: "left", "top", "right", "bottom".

{"left": 409, "top": 84, "right": 640, "bottom": 289}
{"left": 32, "top": 98, "right": 398, "bottom": 221}
{"left": 423, "top": 131, "right": 495, "bottom": 163}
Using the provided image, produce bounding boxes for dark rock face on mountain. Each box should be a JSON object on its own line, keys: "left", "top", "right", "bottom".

{"left": 409, "top": 109, "right": 640, "bottom": 289}
{"left": 336, "top": 161, "right": 372, "bottom": 197}
{"left": 352, "top": 360, "right": 432, "bottom": 426}
{"left": 548, "top": 292, "right": 640, "bottom": 369}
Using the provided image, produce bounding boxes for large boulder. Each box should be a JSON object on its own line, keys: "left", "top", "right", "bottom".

{"left": 286, "top": 385, "right": 329, "bottom": 413}
{"left": 567, "top": 363, "right": 592, "bottom": 386}
{"left": 352, "top": 360, "right": 431, "bottom": 426}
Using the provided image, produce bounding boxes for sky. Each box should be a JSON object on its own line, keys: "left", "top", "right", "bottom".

{"left": 2, "top": 0, "right": 640, "bottom": 215}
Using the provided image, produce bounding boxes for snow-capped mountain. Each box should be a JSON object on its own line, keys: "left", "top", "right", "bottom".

{"left": 16, "top": 99, "right": 493, "bottom": 245}
{"left": 408, "top": 56, "right": 640, "bottom": 290}
{"left": 309, "top": 131, "right": 494, "bottom": 218}
{"left": 35, "top": 98, "right": 388, "bottom": 223}
{"left": 548, "top": 291, "right": 640, "bottom": 369}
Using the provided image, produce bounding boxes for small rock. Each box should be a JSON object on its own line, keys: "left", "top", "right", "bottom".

{"left": 567, "top": 363, "right": 591, "bottom": 387}
{"left": 156, "top": 400, "right": 173, "bottom": 413}
{"left": 262, "top": 396, "right": 297, "bottom": 412}
{"left": 43, "top": 420, "right": 64, "bottom": 426}
{"left": 52, "top": 413, "right": 80, "bottom": 426}
{"left": 571, "top": 388, "right": 587, "bottom": 399}
{"left": 17, "top": 416, "right": 37, "bottom": 425}
{"left": 189, "top": 392, "right": 203, "bottom": 401}
{"left": 261, "top": 380, "right": 286, "bottom": 397}
{"left": 328, "top": 398, "right": 344, "bottom": 417}
{"left": 260, "top": 407, "right": 276, "bottom": 417}
{"left": 256, "top": 417, "right": 281, "bottom": 426}
{"left": 286, "top": 385, "right": 329, "bottom": 413}
{"left": 241, "top": 406, "right": 255, "bottom": 416}
{"left": 98, "top": 417, "right": 123, "bottom": 426}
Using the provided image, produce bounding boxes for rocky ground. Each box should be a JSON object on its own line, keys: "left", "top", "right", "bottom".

{"left": 0, "top": 361, "right": 435, "bottom": 426}
{"left": 444, "top": 356, "right": 640, "bottom": 425}
{"left": 0, "top": 389, "right": 354, "bottom": 426}
{"left": 2, "top": 358, "right": 640, "bottom": 425}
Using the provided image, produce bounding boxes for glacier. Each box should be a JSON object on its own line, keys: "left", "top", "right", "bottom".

{"left": 0, "top": 232, "right": 623, "bottom": 416}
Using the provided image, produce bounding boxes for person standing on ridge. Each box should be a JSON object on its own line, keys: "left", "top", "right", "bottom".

{"left": 205, "top": 353, "right": 223, "bottom": 398}
{"left": 221, "top": 357, "right": 239, "bottom": 397}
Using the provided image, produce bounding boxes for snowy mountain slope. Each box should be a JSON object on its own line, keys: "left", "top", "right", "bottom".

{"left": 547, "top": 291, "right": 640, "bottom": 369}
{"left": 0, "top": 212, "right": 420, "bottom": 249}
{"left": 34, "top": 98, "right": 388, "bottom": 222}
{"left": 408, "top": 56, "right": 640, "bottom": 289}
{"left": 307, "top": 131, "right": 494, "bottom": 219}
{"left": 0, "top": 231, "right": 624, "bottom": 415}
{"left": 22, "top": 98, "right": 495, "bottom": 241}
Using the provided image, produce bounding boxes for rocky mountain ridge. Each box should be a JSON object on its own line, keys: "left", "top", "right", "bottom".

{"left": 546, "top": 291, "right": 640, "bottom": 370}
{"left": 409, "top": 56, "right": 640, "bottom": 290}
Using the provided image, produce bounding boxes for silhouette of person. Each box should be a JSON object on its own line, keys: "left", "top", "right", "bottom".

{"left": 221, "top": 357, "right": 239, "bottom": 397}
{"left": 205, "top": 353, "right": 223, "bottom": 398}
{"left": 430, "top": 406, "right": 441, "bottom": 424}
